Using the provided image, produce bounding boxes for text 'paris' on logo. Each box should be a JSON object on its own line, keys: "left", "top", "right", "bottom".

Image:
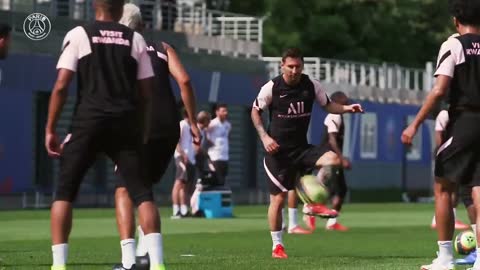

{"left": 23, "top": 13, "right": 51, "bottom": 41}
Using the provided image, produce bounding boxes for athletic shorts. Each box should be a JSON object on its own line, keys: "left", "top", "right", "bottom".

{"left": 55, "top": 115, "right": 153, "bottom": 206}
{"left": 435, "top": 111, "right": 480, "bottom": 187}
{"left": 175, "top": 157, "right": 195, "bottom": 183}
{"left": 117, "top": 134, "right": 179, "bottom": 188}
{"left": 264, "top": 144, "right": 332, "bottom": 195}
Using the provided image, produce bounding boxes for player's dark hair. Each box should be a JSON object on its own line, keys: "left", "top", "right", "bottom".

{"left": 95, "top": 0, "right": 125, "bottom": 12}
{"left": 0, "top": 23, "right": 12, "bottom": 38}
{"left": 449, "top": 0, "right": 480, "bottom": 26}
{"left": 330, "top": 91, "right": 348, "bottom": 103}
{"left": 216, "top": 103, "right": 227, "bottom": 110}
{"left": 282, "top": 47, "right": 304, "bottom": 63}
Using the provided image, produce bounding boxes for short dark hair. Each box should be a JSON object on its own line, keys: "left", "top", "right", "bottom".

{"left": 0, "top": 23, "right": 11, "bottom": 38}
{"left": 216, "top": 103, "right": 227, "bottom": 110}
{"left": 281, "top": 47, "right": 304, "bottom": 63}
{"left": 95, "top": 0, "right": 125, "bottom": 10}
{"left": 449, "top": 0, "right": 480, "bottom": 26}
{"left": 330, "top": 91, "right": 347, "bottom": 102}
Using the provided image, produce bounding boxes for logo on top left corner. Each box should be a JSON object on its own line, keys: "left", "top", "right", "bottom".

{"left": 23, "top": 13, "right": 51, "bottom": 41}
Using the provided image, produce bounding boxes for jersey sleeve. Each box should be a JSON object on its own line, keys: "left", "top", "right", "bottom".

{"left": 56, "top": 27, "right": 88, "bottom": 72}
{"left": 310, "top": 78, "right": 331, "bottom": 107}
{"left": 253, "top": 80, "right": 273, "bottom": 111}
{"left": 435, "top": 110, "right": 449, "bottom": 131}
{"left": 324, "top": 114, "right": 342, "bottom": 133}
{"left": 132, "top": 32, "right": 154, "bottom": 80}
{"left": 434, "top": 36, "right": 465, "bottom": 78}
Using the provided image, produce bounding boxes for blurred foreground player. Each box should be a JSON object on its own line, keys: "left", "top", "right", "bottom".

{"left": 0, "top": 23, "right": 11, "bottom": 59}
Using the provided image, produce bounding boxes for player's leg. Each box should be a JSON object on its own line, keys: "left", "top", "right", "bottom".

{"left": 213, "top": 160, "right": 228, "bottom": 186}
{"left": 299, "top": 146, "right": 340, "bottom": 218}
{"left": 469, "top": 186, "right": 480, "bottom": 270}
{"left": 456, "top": 185, "right": 477, "bottom": 265}
{"left": 108, "top": 122, "right": 165, "bottom": 270}
{"left": 264, "top": 156, "right": 290, "bottom": 258}
{"left": 51, "top": 128, "right": 98, "bottom": 269}
{"left": 172, "top": 157, "right": 186, "bottom": 218}
{"left": 326, "top": 168, "right": 349, "bottom": 231}
{"left": 287, "top": 189, "right": 311, "bottom": 234}
{"left": 452, "top": 186, "right": 470, "bottom": 230}
{"left": 113, "top": 186, "right": 136, "bottom": 270}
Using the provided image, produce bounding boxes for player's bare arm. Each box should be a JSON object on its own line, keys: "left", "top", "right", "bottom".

{"left": 45, "top": 68, "right": 74, "bottom": 157}
{"left": 402, "top": 75, "right": 451, "bottom": 145}
{"left": 325, "top": 101, "right": 363, "bottom": 114}
{"left": 164, "top": 42, "right": 201, "bottom": 144}
{"left": 251, "top": 108, "right": 279, "bottom": 154}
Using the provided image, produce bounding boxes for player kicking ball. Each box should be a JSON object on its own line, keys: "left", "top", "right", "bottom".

{"left": 251, "top": 47, "right": 363, "bottom": 259}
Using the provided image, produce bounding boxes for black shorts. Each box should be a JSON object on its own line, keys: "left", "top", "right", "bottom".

{"left": 56, "top": 116, "right": 153, "bottom": 206}
{"left": 264, "top": 144, "right": 332, "bottom": 195}
{"left": 117, "top": 134, "right": 179, "bottom": 188}
{"left": 435, "top": 111, "right": 480, "bottom": 186}
{"left": 212, "top": 160, "right": 228, "bottom": 186}
{"left": 325, "top": 167, "right": 348, "bottom": 199}
{"left": 175, "top": 157, "right": 195, "bottom": 183}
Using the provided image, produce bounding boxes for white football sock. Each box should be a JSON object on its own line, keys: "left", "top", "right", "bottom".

{"left": 52, "top": 243, "right": 68, "bottom": 266}
{"left": 271, "top": 231, "right": 283, "bottom": 250}
{"left": 327, "top": 217, "right": 337, "bottom": 227}
{"left": 432, "top": 215, "right": 436, "bottom": 226}
{"left": 288, "top": 208, "right": 298, "bottom": 230}
{"left": 473, "top": 247, "right": 480, "bottom": 269}
{"left": 120, "top": 238, "right": 136, "bottom": 268}
{"left": 173, "top": 204, "right": 179, "bottom": 215}
{"left": 472, "top": 224, "right": 477, "bottom": 235}
{"left": 453, "top": 208, "right": 457, "bottom": 219}
{"left": 281, "top": 208, "right": 286, "bottom": 230}
{"left": 437, "top": 241, "right": 453, "bottom": 265}
{"left": 136, "top": 226, "right": 147, "bottom": 256}
{"left": 180, "top": 204, "right": 188, "bottom": 215}
{"left": 145, "top": 233, "right": 164, "bottom": 265}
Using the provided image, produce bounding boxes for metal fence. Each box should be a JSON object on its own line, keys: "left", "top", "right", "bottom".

{"left": 263, "top": 57, "right": 434, "bottom": 104}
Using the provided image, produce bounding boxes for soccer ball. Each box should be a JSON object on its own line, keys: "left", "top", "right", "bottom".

{"left": 296, "top": 175, "right": 329, "bottom": 204}
{"left": 454, "top": 231, "right": 476, "bottom": 255}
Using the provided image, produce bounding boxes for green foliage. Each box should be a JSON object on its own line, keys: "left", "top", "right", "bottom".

{"left": 229, "top": 0, "right": 455, "bottom": 67}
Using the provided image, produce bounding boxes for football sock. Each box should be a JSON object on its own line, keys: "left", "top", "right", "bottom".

{"left": 437, "top": 241, "right": 453, "bottom": 264}
{"left": 453, "top": 208, "right": 457, "bottom": 219}
{"left": 474, "top": 247, "right": 480, "bottom": 269}
{"left": 472, "top": 224, "right": 477, "bottom": 236}
{"left": 432, "top": 215, "right": 436, "bottom": 226}
{"left": 288, "top": 208, "right": 298, "bottom": 230}
{"left": 52, "top": 243, "right": 68, "bottom": 266}
{"left": 136, "top": 225, "right": 147, "bottom": 256}
{"left": 271, "top": 231, "right": 283, "bottom": 250}
{"left": 120, "top": 238, "right": 136, "bottom": 268}
{"left": 172, "top": 204, "right": 179, "bottom": 215}
{"left": 145, "top": 233, "right": 164, "bottom": 265}
{"left": 180, "top": 204, "right": 188, "bottom": 216}
{"left": 326, "top": 217, "right": 337, "bottom": 227}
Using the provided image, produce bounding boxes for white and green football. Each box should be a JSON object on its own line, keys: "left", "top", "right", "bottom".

{"left": 296, "top": 175, "right": 329, "bottom": 204}
{"left": 454, "top": 230, "right": 476, "bottom": 255}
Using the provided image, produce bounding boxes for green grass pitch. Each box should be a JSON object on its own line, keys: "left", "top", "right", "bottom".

{"left": 0, "top": 203, "right": 474, "bottom": 269}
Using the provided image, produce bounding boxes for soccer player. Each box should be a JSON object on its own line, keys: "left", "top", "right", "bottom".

{"left": 207, "top": 104, "right": 231, "bottom": 186}
{"left": 431, "top": 109, "right": 469, "bottom": 231}
{"left": 401, "top": 1, "right": 480, "bottom": 269}
{"left": 114, "top": 3, "right": 200, "bottom": 269}
{"left": 315, "top": 91, "right": 351, "bottom": 232}
{"left": 251, "top": 47, "right": 363, "bottom": 259}
{"left": 45, "top": 1, "right": 165, "bottom": 269}
{"left": 0, "top": 23, "right": 11, "bottom": 59}
{"left": 172, "top": 110, "right": 197, "bottom": 218}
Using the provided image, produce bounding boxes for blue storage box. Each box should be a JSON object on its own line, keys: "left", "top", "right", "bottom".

{"left": 198, "top": 190, "right": 233, "bottom": 218}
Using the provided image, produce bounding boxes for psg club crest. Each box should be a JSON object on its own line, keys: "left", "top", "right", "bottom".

{"left": 23, "top": 13, "right": 51, "bottom": 41}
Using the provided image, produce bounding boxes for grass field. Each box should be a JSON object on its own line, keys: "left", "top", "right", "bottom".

{"left": 0, "top": 203, "right": 474, "bottom": 269}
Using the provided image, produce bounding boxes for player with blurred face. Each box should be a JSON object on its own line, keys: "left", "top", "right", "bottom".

{"left": 0, "top": 23, "right": 12, "bottom": 59}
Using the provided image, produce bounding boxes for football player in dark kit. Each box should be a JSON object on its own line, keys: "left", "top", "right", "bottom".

{"left": 114, "top": 3, "right": 200, "bottom": 270}
{"left": 251, "top": 47, "right": 363, "bottom": 259}
{"left": 45, "top": 1, "right": 165, "bottom": 269}
{"left": 0, "top": 23, "right": 11, "bottom": 59}
{"left": 401, "top": 1, "right": 480, "bottom": 269}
